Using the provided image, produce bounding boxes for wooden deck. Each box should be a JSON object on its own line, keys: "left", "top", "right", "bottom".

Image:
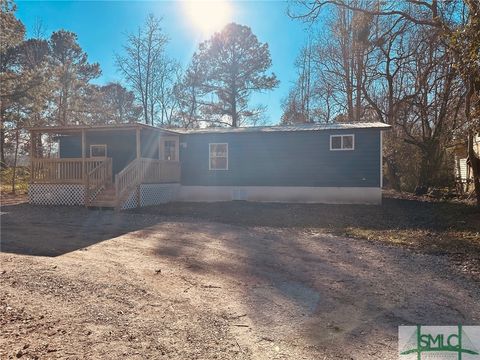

{"left": 31, "top": 158, "right": 180, "bottom": 184}
{"left": 30, "top": 157, "right": 181, "bottom": 209}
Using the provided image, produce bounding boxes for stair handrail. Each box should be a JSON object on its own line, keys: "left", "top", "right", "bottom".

{"left": 85, "top": 158, "right": 112, "bottom": 206}
{"left": 115, "top": 158, "right": 145, "bottom": 209}
{"left": 114, "top": 157, "right": 180, "bottom": 210}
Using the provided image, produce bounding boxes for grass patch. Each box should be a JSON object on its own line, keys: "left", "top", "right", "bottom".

{"left": 344, "top": 228, "right": 480, "bottom": 255}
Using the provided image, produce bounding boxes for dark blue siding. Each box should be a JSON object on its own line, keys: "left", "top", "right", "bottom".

{"left": 141, "top": 131, "right": 160, "bottom": 159}
{"left": 179, "top": 129, "right": 381, "bottom": 187}
{"left": 59, "top": 130, "right": 158, "bottom": 175}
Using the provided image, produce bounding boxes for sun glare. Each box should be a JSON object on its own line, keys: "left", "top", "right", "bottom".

{"left": 183, "top": 0, "right": 232, "bottom": 37}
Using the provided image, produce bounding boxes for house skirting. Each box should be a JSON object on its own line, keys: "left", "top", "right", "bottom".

{"left": 176, "top": 186, "right": 382, "bottom": 204}
{"left": 139, "top": 183, "right": 180, "bottom": 207}
{"left": 29, "top": 183, "right": 86, "bottom": 206}
{"left": 29, "top": 184, "right": 381, "bottom": 206}
{"left": 29, "top": 183, "right": 180, "bottom": 208}
{"left": 117, "top": 183, "right": 181, "bottom": 209}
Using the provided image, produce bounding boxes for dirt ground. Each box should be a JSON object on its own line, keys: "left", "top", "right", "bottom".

{"left": 1, "top": 198, "right": 479, "bottom": 359}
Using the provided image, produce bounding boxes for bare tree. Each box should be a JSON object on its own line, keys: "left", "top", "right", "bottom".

{"left": 315, "top": 4, "right": 372, "bottom": 122}
{"left": 284, "top": 3, "right": 373, "bottom": 125}
{"left": 174, "top": 57, "right": 207, "bottom": 129}
{"left": 281, "top": 39, "right": 317, "bottom": 124}
{"left": 153, "top": 56, "right": 182, "bottom": 127}
{"left": 116, "top": 14, "right": 169, "bottom": 125}
{"left": 289, "top": 0, "right": 480, "bottom": 203}
{"left": 397, "top": 32, "right": 464, "bottom": 189}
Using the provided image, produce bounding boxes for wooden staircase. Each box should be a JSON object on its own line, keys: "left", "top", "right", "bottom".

{"left": 85, "top": 157, "right": 180, "bottom": 210}
{"left": 88, "top": 185, "right": 117, "bottom": 208}
{"left": 84, "top": 158, "right": 115, "bottom": 209}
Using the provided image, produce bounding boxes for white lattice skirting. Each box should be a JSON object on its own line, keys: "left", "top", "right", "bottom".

{"left": 140, "top": 184, "right": 179, "bottom": 207}
{"left": 121, "top": 190, "right": 139, "bottom": 210}
{"left": 29, "top": 184, "right": 85, "bottom": 206}
{"left": 121, "top": 184, "right": 179, "bottom": 209}
{"left": 29, "top": 183, "right": 180, "bottom": 209}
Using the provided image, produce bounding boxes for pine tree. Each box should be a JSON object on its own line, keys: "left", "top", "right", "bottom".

{"left": 191, "top": 23, "right": 278, "bottom": 127}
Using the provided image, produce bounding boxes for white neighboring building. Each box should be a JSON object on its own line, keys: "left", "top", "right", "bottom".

{"left": 452, "top": 134, "right": 480, "bottom": 192}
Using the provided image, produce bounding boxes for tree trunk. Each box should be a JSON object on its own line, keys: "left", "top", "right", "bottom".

{"left": 355, "top": 49, "right": 363, "bottom": 122}
{"left": 0, "top": 125, "right": 5, "bottom": 169}
{"left": 0, "top": 101, "right": 6, "bottom": 169}
{"left": 465, "top": 75, "right": 480, "bottom": 206}
{"left": 385, "top": 156, "right": 401, "bottom": 191}
{"left": 467, "top": 132, "right": 480, "bottom": 206}
{"left": 416, "top": 139, "right": 446, "bottom": 192}
{"left": 231, "top": 85, "right": 238, "bottom": 127}
{"left": 231, "top": 103, "right": 238, "bottom": 127}
{"left": 11, "top": 129, "right": 19, "bottom": 194}
{"left": 417, "top": 153, "right": 432, "bottom": 190}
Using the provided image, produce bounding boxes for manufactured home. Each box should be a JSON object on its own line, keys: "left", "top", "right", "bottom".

{"left": 28, "top": 122, "right": 390, "bottom": 209}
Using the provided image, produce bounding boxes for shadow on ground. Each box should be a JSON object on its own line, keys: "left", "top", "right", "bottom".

{"left": 149, "top": 221, "right": 480, "bottom": 358}
{"left": 0, "top": 203, "right": 161, "bottom": 256}
{"left": 133, "top": 196, "right": 480, "bottom": 255}
{"left": 1, "top": 197, "right": 479, "bottom": 358}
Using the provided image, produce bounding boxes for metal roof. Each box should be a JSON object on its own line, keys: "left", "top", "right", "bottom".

{"left": 28, "top": 122, "right": 391, "bottom": 135}
{"left": 27, "top": 123, "right": 179, "bottom": 135}
{"left": 176, "top": 122, "right": 391, "bottom": 135}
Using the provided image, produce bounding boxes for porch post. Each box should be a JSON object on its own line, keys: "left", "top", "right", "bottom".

{"left": 81, "top": 129, "right": 86, "bottom": 183}
{"left": 30, "top": 131, "right": 35, "bottom": 182}
{"left": 136, "top": 127, "right": 141, "bottom": 159}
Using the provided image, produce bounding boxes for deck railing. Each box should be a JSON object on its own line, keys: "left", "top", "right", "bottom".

{"left": 31, "top": 158, "right": 110, "bottom": 184}
{"left": 115, "top": 158, "right": 142, "bottom": 204}
{"left": 115, "top": 158, "right": 180, "bottom": 208}
{"left": 31, "top": 157, "right": 179, "bottom": 208}
{"left": 142, "top": 159, "right": 181, "bottom": 183}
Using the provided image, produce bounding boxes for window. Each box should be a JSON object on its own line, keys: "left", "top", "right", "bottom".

{"left": 330, "top": 135, "right": 354, "bottom": 151}
{"left": 209, "top": 143, "right": 228, "bottom": 170}
{"left": 90, "top": 144, "right": 107, "bottom": 158}
{"left": 160, "top": 137, "right": 178, "bottom": 161}
{"left": 164, "top": 140, "right": 177, "bottom": 161}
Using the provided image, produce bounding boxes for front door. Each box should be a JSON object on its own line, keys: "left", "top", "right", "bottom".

{"left": 159, "top": 136, "right": 179, "bottom": 161}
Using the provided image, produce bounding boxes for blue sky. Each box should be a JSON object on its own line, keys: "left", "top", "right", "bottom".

{"left": 16, "top": 0, "right": 311, "bottom": 124}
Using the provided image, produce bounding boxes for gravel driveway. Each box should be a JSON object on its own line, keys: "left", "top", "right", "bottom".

{"left": 1, "top": 203, "right": 479, "bottom": 359}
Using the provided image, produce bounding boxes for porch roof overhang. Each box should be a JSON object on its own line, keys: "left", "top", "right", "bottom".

{"left": 27, "top": 123, "right": 181, "bottom": 135}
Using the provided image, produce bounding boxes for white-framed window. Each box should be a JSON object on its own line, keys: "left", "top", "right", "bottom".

{"left": 159, "top": 137, "right": 179, "bottom": 161}
{"left": 330, "top": 134, "right": 354, "bottom": 151}
{"left": 209, "top": 143, "right": 228, "bottom": 170}
{"left": 163, "top": 140, "right": 178, "bottom": 161}
{"left": 90, "top": 144, "right": 107, "bottom": 158}
{"left": 164, "top": 140, "right": 176, "bottom": 161}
